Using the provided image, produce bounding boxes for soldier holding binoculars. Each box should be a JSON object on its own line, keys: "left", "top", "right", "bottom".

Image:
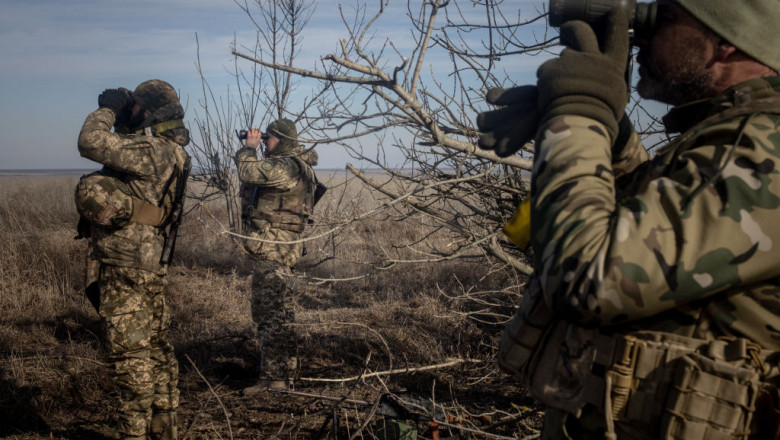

{"left": 76, "top": 79, "right": 190, "bottom": 440}
{"left": 233, "top": 119, "right": 321, "bottom": 394}
{"left": 479, "top": 0, "right": 780, "bottom": 438}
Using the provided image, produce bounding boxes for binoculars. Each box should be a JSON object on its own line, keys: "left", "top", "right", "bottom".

{"left": 236, "top": 130, "right": 270, "bottom": 141}
{"left": 549, "top": 0, "right": 657, "bottom": 40}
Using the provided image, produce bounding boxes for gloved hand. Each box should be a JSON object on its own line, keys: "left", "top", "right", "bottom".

{"left": 98, "top": 87, "right": 134, "bottom": 115}
{"left": 476, "top": 85, "right": 539, "bottom": 157}
{"left": 536, "top": 9, "right": 630, "bottom": 142}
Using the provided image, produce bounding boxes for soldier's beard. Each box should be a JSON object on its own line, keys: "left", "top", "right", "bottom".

{"left": 636, "top": 36, "right": 716, "bottom": 106}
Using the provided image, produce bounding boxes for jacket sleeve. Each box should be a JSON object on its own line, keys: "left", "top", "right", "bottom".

{"left": 77, "top": 108, "right": 167, "bottom": 177}
{"left": 612, "top": 124, "right": 648, "bottom": 179}
{"left": 530, "top": 114, "right": 780, "bottom": 326}
{"left": 234, "top": 147, "right": 299, "bottom": 189}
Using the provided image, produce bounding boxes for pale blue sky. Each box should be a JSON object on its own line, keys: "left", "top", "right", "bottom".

{"left": 0, "top": 0, "right": 547, "bottom": 170}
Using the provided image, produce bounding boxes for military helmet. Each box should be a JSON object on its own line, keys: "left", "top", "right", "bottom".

{"left": 266, "top": 118, "right": 298, "bottom": 140}
{"left": 674, "top": 0, "right": 780, "bottom": 73}
{"left": 75, "top": 172, "right": 134, "bottom": 229}
{"left": 133, "top": 79, "right": 181, "bottom": 114}
{"left": 265, "top": 118, "right": 300, "bottom": 155}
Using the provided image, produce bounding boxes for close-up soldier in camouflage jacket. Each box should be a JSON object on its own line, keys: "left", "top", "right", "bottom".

{"left": 75, "top": 79, "right": 191, "bottom": 440}
{"left": 478, "top": 0, "right": 780, "bottom": 438}
{"left": 233, "top": 118, "right": 320, "bottom": 394}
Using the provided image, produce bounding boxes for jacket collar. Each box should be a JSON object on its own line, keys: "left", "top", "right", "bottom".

{"left": 663, "top": 76, "right": 780, "bottom": 134}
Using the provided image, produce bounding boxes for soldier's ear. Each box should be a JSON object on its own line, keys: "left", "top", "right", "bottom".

{"left": 714, "top": 39, "right": 737, "bottom": 62}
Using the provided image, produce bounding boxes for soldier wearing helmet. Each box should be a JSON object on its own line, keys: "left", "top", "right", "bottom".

{"left": 233, "top": 118, "right": 320, "bottom": 393}
{"left": 76, "top": 79, "right": 190, "bottom": 440}
{"left": 480, "top": 0, "right": 780, "bottom": 438}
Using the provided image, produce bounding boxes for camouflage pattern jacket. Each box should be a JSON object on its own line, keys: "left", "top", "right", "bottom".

{"left": 78, "top": 107, "right": 190, "bottom": 275}
{"left": 235, "top": 146, "right": 318, "bottom": 267}
{"left": 531, "top": 76, "right": 780, "bottom": 350}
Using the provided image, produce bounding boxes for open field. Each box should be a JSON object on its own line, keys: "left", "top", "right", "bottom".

{"left": 0, "top": 173, "right": 539, "bottom": 439}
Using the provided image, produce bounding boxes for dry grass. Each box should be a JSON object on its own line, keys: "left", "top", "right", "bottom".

{"left": 0, "top": 174, "right": 540, "bottom": 440}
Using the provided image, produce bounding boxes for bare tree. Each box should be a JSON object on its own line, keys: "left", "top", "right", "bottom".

{"left": 193, "top": 0, "right": 666, "bottom": 323}
{"left": 228, "top": 0, "right": 555, "bottom": 279}
{"left": 187, "top": 0, "right": 318, "bottom": 234}
{"left": 176, "top": 4, "right": 671, "bottom": 435}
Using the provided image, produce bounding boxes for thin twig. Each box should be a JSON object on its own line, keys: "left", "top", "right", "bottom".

{"left": 299, "top": 358, "right": 480, "bottom": 383}
{"left": 348, "top": 395, "right": 382, "bottom": 440}
{"left": 184, "top": 354, "right": 234, "bottom": 440}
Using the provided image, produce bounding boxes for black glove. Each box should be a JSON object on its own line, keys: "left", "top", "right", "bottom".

{"left": 476, "top": 85, "right": 539, "bottom": 157}
{"left": 98, "top": 87, "right": 134, "bottom": 115}
{"left": 536, "top": 9, "right": 629, "bottom": 142}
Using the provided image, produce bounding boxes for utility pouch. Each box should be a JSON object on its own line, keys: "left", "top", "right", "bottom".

{"left": 659, "top": 345, "right": 761, "bottom": 439}
{"left": 592, "top": 332, "right": 767, "bottom": 439}
{"left": 497, "top": 276, "right": 554, "bottom": 376}
{"left": 526, "top": 319, "right": 599, "bottom": 417}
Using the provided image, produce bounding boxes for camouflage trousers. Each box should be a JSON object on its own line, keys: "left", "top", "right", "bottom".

{"left": 99, "top": 265, "right": 179, "bottom": 440}
{"left": 250, "top": 258, "right": 297, "bottom": 380}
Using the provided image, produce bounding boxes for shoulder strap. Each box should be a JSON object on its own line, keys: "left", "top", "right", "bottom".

{"left": 133, "top": 119, "right": 185, "bottom": 136}
{"left": 130, "top": 145, "right": 189, "bottom": 227}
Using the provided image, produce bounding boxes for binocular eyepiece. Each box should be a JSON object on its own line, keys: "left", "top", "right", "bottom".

{"left": 549, "top": 0, "right": 657, "bottom": 40}
{"left": 236, "top": 130, "right": 269, "bottom": 141}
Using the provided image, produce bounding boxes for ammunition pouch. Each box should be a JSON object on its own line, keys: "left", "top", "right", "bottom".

{"left": 501, "top": 280, "right": 779, "bottom": 438}
{"left": 249, "top": 207, "right": 307, "bottom": 233}
{"left": 523, "top": 322, "right": 778, "bottom": 439}
{"left": 596, "top": 332, "right": 770, "bottom": 440}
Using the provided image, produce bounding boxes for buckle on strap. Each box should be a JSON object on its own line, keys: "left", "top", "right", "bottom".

{"left": 712, "top": 336, "right": 768, "bottom": 375}
{"left": 604, "top": 335, "right": 641, "bottom": 419}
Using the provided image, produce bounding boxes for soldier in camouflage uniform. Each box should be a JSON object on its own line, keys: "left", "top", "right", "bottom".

{"left": 76, "top": 80, "right": 190, "bottom": 440}
{"left": 234, "top": 119, "right": 318, "bottom": 393}
{"left": 480, "top": 0, "right": 780, "bottom": 438}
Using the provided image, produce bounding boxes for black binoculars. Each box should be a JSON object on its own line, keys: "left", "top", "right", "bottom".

{"left": 236, "top": 130, "right": 269, "bottom": 141}
{"left": 549, "top": 0, "right": 657, "bottom": 40}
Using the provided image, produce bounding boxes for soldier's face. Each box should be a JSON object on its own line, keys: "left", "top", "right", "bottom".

{"left": 127, "top": 104, "right": 146, "bottom": 130}
{"left": 263, "top": 133, "right": 280, "bottom": 155}
{"left": 636, "top": 1, "right": 718, "bottom": 105}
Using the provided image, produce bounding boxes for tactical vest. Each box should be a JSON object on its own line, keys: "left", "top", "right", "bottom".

{"left": 246, "top": 157, "right": 316, "bottom": 233}
{"left": 499, "top": 96, "right": 780, "bottom": 439}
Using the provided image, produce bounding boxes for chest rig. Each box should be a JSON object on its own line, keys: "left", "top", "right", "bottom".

{"left": 244, "top": 157, "right": 316, "bottom": 233}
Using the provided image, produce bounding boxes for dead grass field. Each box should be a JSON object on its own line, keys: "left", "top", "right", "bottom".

{"left": 0, "top": 174, "right": 540, "bottom": 439}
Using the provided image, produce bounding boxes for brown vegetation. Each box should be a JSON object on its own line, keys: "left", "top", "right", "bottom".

{"left": 0, "top": 174, "right": 540, "bottom": 440}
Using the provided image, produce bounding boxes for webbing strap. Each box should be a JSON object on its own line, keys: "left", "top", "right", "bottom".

{"left": 667, "top": 389, "right": 744, "bottom": 430}
{"left": 679, "top": 367, "right": 754, "bottom": 408}
{"left": 663, "top": 418, "right": 736, "bottom": 440}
